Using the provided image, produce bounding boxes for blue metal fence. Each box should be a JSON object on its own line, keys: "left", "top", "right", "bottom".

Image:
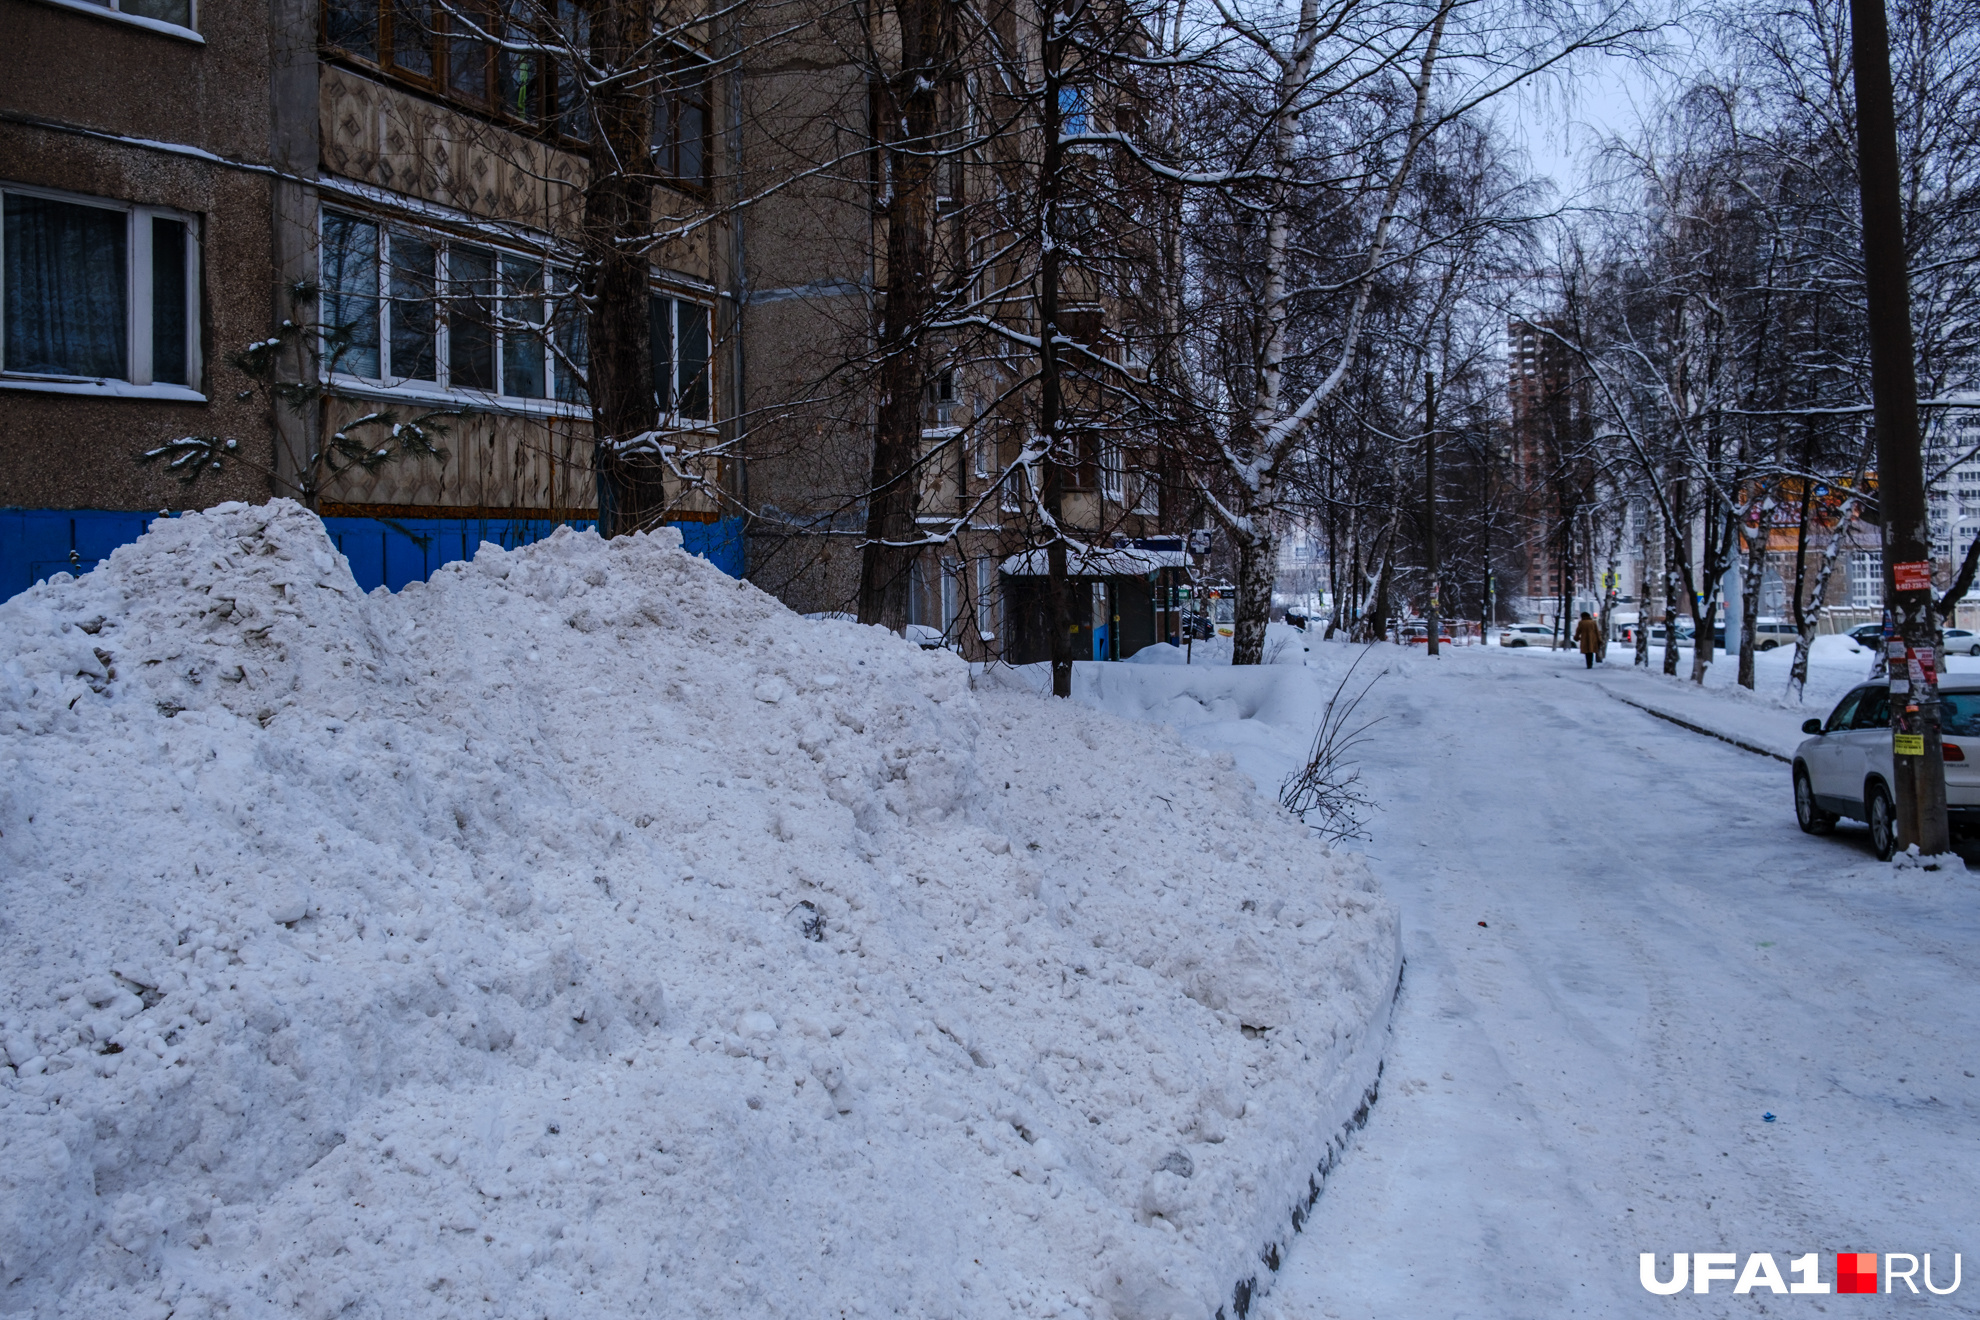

{"left": 1, "top": 507, "right": 746, "bottom": 601}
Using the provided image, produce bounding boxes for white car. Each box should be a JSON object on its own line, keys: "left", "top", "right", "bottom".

{"left": 1497, "top": 624, "right": 1555, "bottom": 648}
{"left": 1793, "top": 677, "right": 1980, "bottom": 858}
{"left": 1944, "top": 627, "right": 1980, "bottom": 656}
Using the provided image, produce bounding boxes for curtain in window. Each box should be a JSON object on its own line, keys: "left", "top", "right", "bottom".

{"left": 321, "top": 213, "right": 380, "bottom": 377}
{"left": 3, "top": 194, "right": 128, "bottom": 379}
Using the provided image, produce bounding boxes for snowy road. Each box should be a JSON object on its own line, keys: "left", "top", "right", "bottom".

{"left": 1151, "top": 646, "right": 1980, "bottom": 1317}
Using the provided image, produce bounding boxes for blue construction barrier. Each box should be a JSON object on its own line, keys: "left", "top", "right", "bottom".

{"left": 1, "top": 507, "right": 747, "bottom": 601}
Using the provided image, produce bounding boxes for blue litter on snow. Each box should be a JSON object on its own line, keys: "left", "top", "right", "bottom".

{"left": 1763, "top": 1112, "right": 1777, "bottom": 1122}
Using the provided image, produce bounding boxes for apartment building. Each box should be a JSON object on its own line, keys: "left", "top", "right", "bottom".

{"left": 2, "top": 0, "right": 1175, "bottom": 655}
{"left": 2, "top": 0, "right": 740, "bottom": 595}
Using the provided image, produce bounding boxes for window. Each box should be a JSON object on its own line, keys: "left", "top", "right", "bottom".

{"left": 2, "top": 186, "right": 201, "bottom": 394}
{"left": 1941, "top": 693, "right": 1980, "bottom": 737}
{"left": 650, "top": 293, "right": 712, "bottom": 421}
{"left": 975, "top": 557, "right": 997, "bottom": 639}
{"left": 551, "top": 0, "right": 591, "bottom": 140}
{"left": 941, "top": 557, "right": 961, "bottom": 639}
{"left": 1099, "top": 433, "right": 1124, "bottom": 501}
{"left": 322, "top": 0, "right": 594, "bottom": 142}
{"left": 48, "top": 0, "right": 196, "bottom": 35}
{"left": 1851, "top": 687, "right": 1891, "bottom": 730}
{"left": 925, "top": 368, "right": 956, "bottom": 426}
{"left": 319, "top": 208, "right": 582, "bottom": 404}
{"left": 1131, "top": 450, "right": 1160, "bottom": 514}
{"left": 1058, "top": 86, "right": 1089, "bottom": 136}
{"left": 1850, "top": 550, "right": 1882, "bottom": 609}
{"left": 652, "top": 57, "right": 712, "bottom": 189}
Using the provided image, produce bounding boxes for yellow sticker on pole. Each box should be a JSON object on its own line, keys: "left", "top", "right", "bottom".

{"left": 1894, "top": 733, "right": 1925, "bottom": 756}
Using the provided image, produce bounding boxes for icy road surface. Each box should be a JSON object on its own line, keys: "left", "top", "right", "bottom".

{"left": 1147, "top": 644, "right": 1980, "bottom": 1318}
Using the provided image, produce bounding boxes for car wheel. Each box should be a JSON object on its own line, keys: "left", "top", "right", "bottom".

{"left": 1867, "top": 781, "right": 1898, "bottom": 861}
{"left": 1970, "top": 643, "right": 1979, "bottom": 656}
{"left": 1511, "top": 639, "right": 1526, "bottom": 648}
{"left": 1794, "top": 767, "right": 1836, "bottom": 835}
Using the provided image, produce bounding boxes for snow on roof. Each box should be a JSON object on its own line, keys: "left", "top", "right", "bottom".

{"left": 1000, "top": 543, "right": 1188, "bottom": 576}
{"left": 0, "top": 500, "right": 1395, "bottom": 1318}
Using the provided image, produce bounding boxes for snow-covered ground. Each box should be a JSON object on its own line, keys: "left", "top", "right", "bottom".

{"left": 1058, "top": 638, "right": 1980, "bottom": 1317}
{"left": 11, "top": 506, "right": 1975, "bottom": 1319}
{"left": 0, "top": 503, "right": 1401, "bottom": 1320}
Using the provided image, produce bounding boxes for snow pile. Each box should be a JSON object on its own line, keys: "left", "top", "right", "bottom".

{"left": 0, "top": 501, "right": 1399, "bottom": 1320}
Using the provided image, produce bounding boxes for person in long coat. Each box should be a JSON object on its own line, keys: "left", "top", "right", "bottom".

{"left": 1575, "top": 611, "right": 1603, "bottom": 668}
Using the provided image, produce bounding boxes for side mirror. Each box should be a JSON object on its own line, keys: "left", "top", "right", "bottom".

{"left": 1802, "top": 718, "right": 1825, "bottom": 736}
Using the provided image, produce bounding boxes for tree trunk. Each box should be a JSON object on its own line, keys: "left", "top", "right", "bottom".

{"left": 857, "top": 0, "right": 950, "bottom": 629}
{"left": 587, "top": 0, "right": 664, "bottom": 536}
{"left": 1039, "top": 3, "right": 1073, "bottom": 697}
{"left": 1737, "top": 524, "right": 1767, "bottom": 688}
{"left": 1423, "top": 371, "right": 1440, "bottom": 657}
{"left": 1635, "top": 502, "right": 1652, "bottom": 666}
{"left": 1662, "top": 511, "right": 1680, "bottom": 676}
{"left": 1233, "top": 526, "right": 1276, "bottom": 664}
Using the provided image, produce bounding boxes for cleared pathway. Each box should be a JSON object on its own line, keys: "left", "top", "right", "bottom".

{"left": 1173, "top": 646, "right": 1980, "bottom": 1318}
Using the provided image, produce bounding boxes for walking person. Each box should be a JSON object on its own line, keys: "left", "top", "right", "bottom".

{"left": 1575, "top": 610, "right": 1603, "bottom": 669}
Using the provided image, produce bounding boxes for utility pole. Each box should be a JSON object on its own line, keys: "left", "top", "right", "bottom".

{"left": 1852, "top": 0, "right": 1949, "bottom": 854}
{"left": 1424, "top": 371, "right": 1441, "bottom": 656}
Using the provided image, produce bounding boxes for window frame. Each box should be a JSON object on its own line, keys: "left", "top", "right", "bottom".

{"left": 30, "top": 0, "right": 202, "bottom": 43}
{"left": 0, "top": 181, "right": 204, "bottom": 400}
{"left": 320, "top": 0, "right": 601, "bottom": 149}
{"left": 317, "top": 206, "right": 714, "bottom": 424}
{"left": 650, "top": 291, "right": 715, "bottom": 426}
{"left": 318, "top": 207, "right": 589, "bottom": 412}
{"left": 651, "top": 52, "right": 714, "bottom": 192}
{"left": 1849, "top": 550, "right": 1883, "bottom": 610}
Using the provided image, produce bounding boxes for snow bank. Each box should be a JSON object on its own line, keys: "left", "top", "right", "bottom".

{"left": 0, "top": 501, "right": 1399, "bottom": 1320}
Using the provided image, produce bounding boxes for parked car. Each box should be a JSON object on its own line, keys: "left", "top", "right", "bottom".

{"left": 1945, "top": 627, "right": 1980, "bottom": 656}
{"left": 1620, "top": 619, "right": 1692, "bottom": 645}
{"left": 1792, "top": 676, "right": 1980, "bottom": 857}
{"left": 1750, "top": 618, "right": 1801, "bottom": 651}
{"left": 1497, "top": 624, "right": 1555, "bottom": 647}
{"left": 1403, "top": 622, "right": 1453, "bottom": 646}
{"left": 1847, "top": 622, "right": 1885, "bottom": 647}
{"left": 1636, "top": 620, "right": 1696, "bottom": 647}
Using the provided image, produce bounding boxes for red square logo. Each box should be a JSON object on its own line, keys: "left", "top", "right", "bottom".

{"left": 1838, "top": 1252, "right": 1879, "bottom": 1294}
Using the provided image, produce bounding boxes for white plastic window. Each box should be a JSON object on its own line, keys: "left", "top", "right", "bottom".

{"left": 1, "top": 184, "right": 201, "bottom": 396}
{"left": 320, "top": 208, "right": 598, "bottom": 408}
